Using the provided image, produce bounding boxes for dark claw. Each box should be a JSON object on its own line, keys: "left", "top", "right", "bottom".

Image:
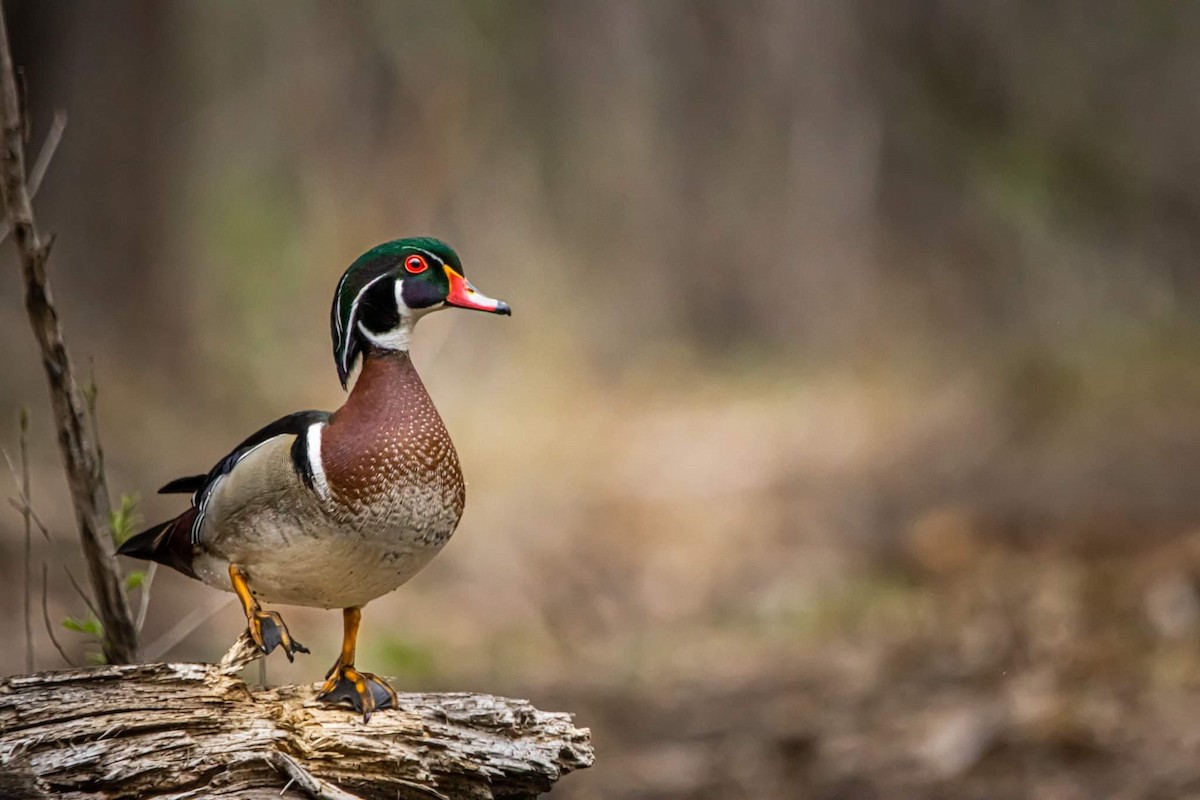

{"left": 318, "top": 668, "right": 396, "bottom": 723}
{"left": 249, "top": 610, "right": 309, "bottom": 662}
{"left": 364, "top": 678, "right": 395, "bottom": 711}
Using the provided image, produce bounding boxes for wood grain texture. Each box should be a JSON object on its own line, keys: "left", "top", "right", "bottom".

{"left": 0, "top": 637, "right": 593, "bottom": 799}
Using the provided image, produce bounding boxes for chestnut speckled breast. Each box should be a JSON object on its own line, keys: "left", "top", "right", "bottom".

{"left": 190, "top": 352, "right": 465, "bottom": 609}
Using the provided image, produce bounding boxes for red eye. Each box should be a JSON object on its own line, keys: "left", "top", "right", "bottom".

{"left": 404, "top": 255, "right": 428, "bottom": 274}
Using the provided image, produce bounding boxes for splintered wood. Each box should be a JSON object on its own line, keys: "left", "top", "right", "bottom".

{"left": 0, "top": 643, "right": 592, "bottom": 799}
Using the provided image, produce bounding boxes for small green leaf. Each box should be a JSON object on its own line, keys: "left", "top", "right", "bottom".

{"left": 62, "top": 612, "right": 103, "bottom": 638}
{"left": 108, "top": 492, "right": 142, "bottom": 546}
{"left": 125, "top": 571, "right": 146, "bottom": 591}
{"left": 85, "top": 651, "right": 107, "bottom": 666}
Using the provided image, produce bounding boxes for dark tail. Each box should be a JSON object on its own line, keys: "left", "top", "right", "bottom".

{"left": 116, "top": 509, "right": 199, "bottom": 580}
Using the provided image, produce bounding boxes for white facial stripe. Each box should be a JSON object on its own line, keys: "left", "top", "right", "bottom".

{"left": 341, "top": 272, "right": 392, "bottom": 375}
{"left": 333, "top": 270, "right": 351, "bottom": 339}
{"left": 306, "top": 422, "right": 330, "bottom": 501}
{"left": 395, "top": 277, "right": 410, "bottom": 316}
{"left": 411, "top": 247, "right": 444, "bottom": 266}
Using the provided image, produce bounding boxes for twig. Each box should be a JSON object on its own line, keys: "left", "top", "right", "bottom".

{"left": 1, "top": 487, "right": 101, "bottom": 629}
{"left": 2, "top": 444, "right": 101, "bottom": 629}
{"left": 267, "top": 751, "right": 367, "bottom": 800}
{"left": 19, "top": 409, "right": 32, "bottom": 672}
{"left": 0, "top": 110, "right": 64, "bottom": 247}
{"left": 0, "top": 6, "right": 138, "bottom": 663}
{"left": 268, "top": 750, "right": 450, "bottom": 800}
{"left": 145, "top": 593, "right": 235, "bottom": 662}
{"left": 396, "top": 779, "right": 452, "bottom": 800}
{"left": 5, "top": 495, "right": 96, "bottom": 613}
{"left": 41, "top": 562, "right": 74, "bottom": 666}
{"left": 9, "top": 493, "right": 60, "bottom": 542}
{"left": 27, "top": 110, "right": 64, "bottom": 196}
{"left": 270, "top": 751, "right": 448, "bottom": 800}
{"left": 62, "top": 564, "right": 101, "bottom": 621}
{"left": 136, "top": 562, "right": 156, "bottom": 632}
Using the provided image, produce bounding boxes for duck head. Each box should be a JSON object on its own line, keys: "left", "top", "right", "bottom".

{"left": 331, "top": 237, "right": 511, "bottom": 388}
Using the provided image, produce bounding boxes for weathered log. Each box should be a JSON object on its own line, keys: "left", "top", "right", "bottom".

{"left": 0, "top": 636, "right": 593, "bottom": 799}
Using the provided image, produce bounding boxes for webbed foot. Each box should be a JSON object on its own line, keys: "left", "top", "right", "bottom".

{"left": 318, "top": 663, "right": 397, "bottom": 722}
{"left": 247, "top": 608, "right": 309, "bottom": 662}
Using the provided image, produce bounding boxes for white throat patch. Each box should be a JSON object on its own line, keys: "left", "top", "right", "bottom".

{"left": 357, "top": 279, "right": 443, "bottom": 354}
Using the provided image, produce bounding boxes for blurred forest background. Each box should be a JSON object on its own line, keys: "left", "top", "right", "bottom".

{"left": 3, "top": 2, "right": 1200, "bottom": 798}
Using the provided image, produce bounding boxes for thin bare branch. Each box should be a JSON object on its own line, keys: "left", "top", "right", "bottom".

{"left": 0, "top": 110, "right": 64, "bottom": 247}
{"left": 7, "top": 497, "right": 93, "bottom": 583}
{"left": 144, "top": 594, "right": 235, "bottom": 662}
{"left": 135, "top": 562, "right": 156, "bottom": 632}
{"left": 27, "top": 110, "right": 64, "bottom": 194}
{"left": 268, "top": 752, "right": 368, "bottom": 800}
{"left": 7, "top": 495, "right": 54, "bottom": 543}
{"left": 0, "top": 7, "right": 138, "bottom": 663}
{"left": 3, "top": 444, "right": 103, "bottom": 644}
{"left": 63, "top": 563, "right": 101, "bottom": 621}
{"left": 19, "top": 409, "right": 33, "bottom": 672}
{"left": 41, "top": 563, "right": 74, "bottom": 667}
{"left": 1, "top": 487, "right": 100, "bottom": 621}
{"left": 0, "top": 443, "right": 23, "bottom": 498}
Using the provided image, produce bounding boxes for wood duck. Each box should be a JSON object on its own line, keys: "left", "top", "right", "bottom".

{"left": 118, "top": 237, "right": 510, "bottom": 720}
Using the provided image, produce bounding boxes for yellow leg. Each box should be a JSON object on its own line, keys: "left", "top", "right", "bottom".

{"left": 228, "top": 564, "right": 308, "bottom": 661}
{"left": 317, "top": 606, "right": 397, "bottom": 722}
{"left": 228, "top": 564, "right": 258, "bottom": 617}
{"left": 338, "top": 606, "right": 360, "bottom": 666}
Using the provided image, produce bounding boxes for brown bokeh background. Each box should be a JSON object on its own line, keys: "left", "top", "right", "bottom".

{"left": 4, "top": 2, "right": 1200, "bottom": 797}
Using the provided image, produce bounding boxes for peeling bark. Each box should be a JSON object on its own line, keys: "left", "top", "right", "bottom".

{"left": 0, "top": 637, "right": 593, "bottom": 799}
